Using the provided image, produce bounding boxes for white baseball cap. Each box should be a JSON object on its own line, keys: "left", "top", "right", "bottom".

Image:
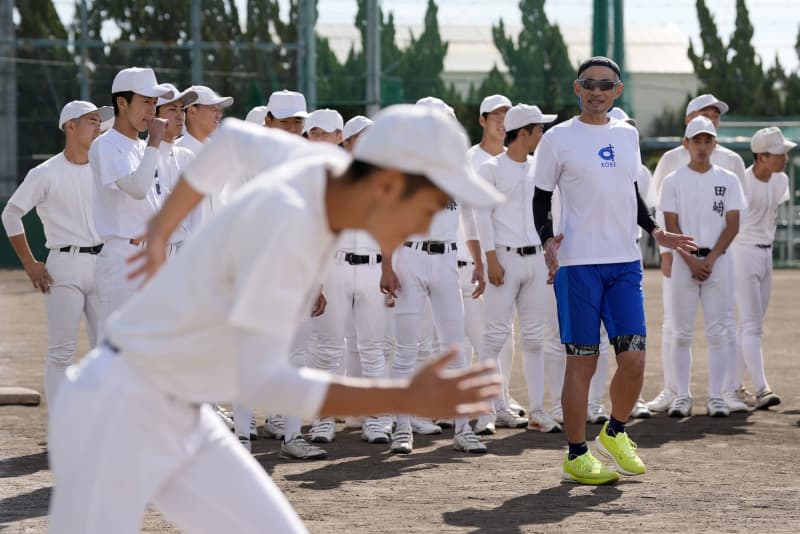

{"left": 479, "top": 94, "right": 512, "bottom": 115}
{"left": 415, "top": 96, "right": 456, "bottom": 118}
{"left": 503, "top": 104, "right": 557, "bottom": 131}
{"left": 267, "top": 90, "right": 308, "bottom": 119}
{"left": 343, "top": 115, "right": 374, "bottom": 141}
{"left": 58, "top": 100, "right": 113, "bottom": 131}
{"left": 303, "top": 109, "right": 344, "bottom": 134}
{"left": 608, "top": 106, "right": 637, "bottom": 128}
{"left": 684, "top": 116, "right": 717, "bottom": 138}
{"left": 686, "top": 94, "right": 729, "bottom": 116}
{"left": 186, "top": 85, "right": 233, "bottom": 108}
{"left": 111, "top": 67, "right": 174, "bottom": 99}
{"left": 751, "top": 127, "right": 797, "bottom": 154}
{"left": 156, "top": 84, "right": 198, "bottom": 108}
{"left": 353, "top": 104, "right": 504, "bottom": 209}
{"left": 245, "top": 105, "right": 269, "bottom": 125}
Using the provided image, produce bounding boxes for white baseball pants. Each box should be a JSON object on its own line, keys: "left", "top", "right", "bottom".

{"left": 731, "top": 243, "right": 774, "bottom": 392}
{"left": 48, "top": 347, "right": 307, "bottom": 534}
{"left": 670, "top": 253, "right": 733, "bottom": 399}
{"left": 42, "top": 249, "right": 100, "bottom": 403}
{"left": 479, "top": 248, "right": 547, "bottom": 414}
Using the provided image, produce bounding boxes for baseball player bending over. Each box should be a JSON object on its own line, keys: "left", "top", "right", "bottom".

{"left": 48, "top": 105, "right": 502, "bottom": 534}
{"left": 1, "top": 101, "right": 111, "bottom": 403}
{"left": 659, "top": 117, "right": 744, "bottom": 418}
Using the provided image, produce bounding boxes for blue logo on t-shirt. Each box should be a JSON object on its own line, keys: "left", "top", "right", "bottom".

{"left": 598, "top": 144, "right": 616, "bottom": 167}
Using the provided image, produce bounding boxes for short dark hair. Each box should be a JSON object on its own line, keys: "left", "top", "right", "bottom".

{"left": 577, "top": 56, "right": 621, "bottom": 80}
{"left": 505, "top": 124, "right": 535, "bottom": 146}
{"left": 112, "top": 91, "right": 134, "bottom": 116}
{"left": 347, "top": 159, "right": 436, "bottom": 198}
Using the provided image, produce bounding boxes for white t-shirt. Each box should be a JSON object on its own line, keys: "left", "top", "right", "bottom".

{"left": 158, "top": 141, "right": 197, "bottom": 244}
{"left": 735, "top": 166, "right": 790, "bottom": 246}
{"left": 532, "top": 117, "right": 642, "bottom": 266}
{"left": 659, "top": 165, "right": 745, "bottom": 249}
{"left": 5, "top": 153, "right": 102, "bottom": 248}
{"left": 457, "top": 144, "right": 500, "bottom": 262}
{"left": 106, "top": 159, "right": 340, "bottom": 414}
{"left": 477, "top": 153, "right": 540, "bottom": 250}
{"left": 89, "top": 128, "right": 162, "bottom": 240}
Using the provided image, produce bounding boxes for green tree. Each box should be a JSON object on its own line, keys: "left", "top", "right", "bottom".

{"left": 687, "top": 0, "right": 729, "bottom": 105}
{"left": 727, "top": 0, "right": 767, "bottom": 114}
{"left": 784, "top": 27, "right": 800, "bottom": 115}
{"left": 399, "top": 0, "right": 449, "bottom": 102}
{"left": 491, "top": 0, "right": 577, "bottom": 119}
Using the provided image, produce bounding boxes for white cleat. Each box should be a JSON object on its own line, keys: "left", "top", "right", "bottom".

{"left": 453, "top": 424, "right": 487, "bottom": 454}
{"left": 249, "top": 415, "right": 258, "bottom": 440}
{"left": 550, "top": 405, "right": 564, "bottom": 424}
{"left": 706, "top": 397, "right": 730, "bottom": 417}
{"left": 647, "top": 389, "right": 676, "bottom": 413}
{"left": 410, "top": 416, "right": 442, "bottom": 435}
{"left": 587, "top": 401, "right": 609, "bottom": 424}
{"left": 390, "top": 426, "right": 414, "bottom": 454}
{"left": 361, "top": 416, "right": 390, "bottom": 444}
{"left": 755, "top": 387, "right": 781, "bottom": 410}
{"left": 280, "top": 435, "right": 328, "bottom": 460}
{"left": 495, "top": 407, "right": 528, "bottom": 429}
{"left": 262, "top": 414, "right": 286, "bottom": 440}
{"left": 630, "top": 397, "right": 653, "bottom": 419}
{"left": 527, "top": 409, "right": 562, "bottom": 433}
{"left": 668, "top": 395, "right": 693, "bottom": 418}
{"left": 310, "top": 417, "right": 336, "bottom": 443}
{"left": 723, "top": 390, "right": 749, "bottom": 413}
{"left": 237, "top": 434, "right": 252, "bottom": 453}
{"left": 215, "top": 405, "right": 235, "bottom": 431}
{"left": 474, "top": 414, "right": 496, "bottom": 435}
{"left": 508, "top": 397, "right": 526, "bottom": 417}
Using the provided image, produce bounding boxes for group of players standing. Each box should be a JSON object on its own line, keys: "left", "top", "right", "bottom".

{"left": 2, "top": 57, "right": 793, "bottom": 491}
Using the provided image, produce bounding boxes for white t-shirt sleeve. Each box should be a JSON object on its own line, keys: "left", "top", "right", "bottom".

{"left": 778, "top": 174, "right": 791, "bottom": 204}
{"left": 459, "top": 204, "right": 479, "bottom": 242}
{"left": 7, "top": 166, "right": 47, "bottom": 215}
{"left": 182, "top": 118, "right": 309, "bottom": 197}
{"left": 637, "top": 165, "right": 656, "bottom": 209}
{"left": 530, "top": 134, "right": 559, "bottom": 192}
{"left": 726, "top": 173, "right": 746, "bottom": 212}
{"left": 475, "top": 161, "right": 497, "bottom": 251}
{"left": 235, "top": 330, "right": 330, "bottom": 419}
{"left": 1, "top": 203, "right": 25, "bottom": 236}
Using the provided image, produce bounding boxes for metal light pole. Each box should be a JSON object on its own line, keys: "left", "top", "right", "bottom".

{"left": 365, "top": 0, "right": 381, "bottom": 116}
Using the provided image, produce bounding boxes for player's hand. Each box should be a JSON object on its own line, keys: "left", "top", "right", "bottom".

{"left": 405, "top": 350, "right": 501, "bottom": 419}
{"left": 380, "top": 267, "right": 401, "bottom": 299}
{"left": 677, "top": 248, "right": 709, "bottom": 281}
{"left": 486, "top": 256, "right": 505, "bottom": 287}
{"left": 660, "top": 251, "right": 673, "bottom": 278}
{"left": 544, "top": 234, "right": 564, "bottom": 284}
{"left": 311, "top": 292, "right": 327, "bottom": 317}
{"left": 471, "top": 263, "right": 486, "bottom": 298}
{"left": 147, "top": 118, "right": 168, "bottom": 146}
{"left": 653, "top": 227, "right": 697, "bottom": 254}
{"left": 23, "top": 261, "right": 53, "bottom": 294}
{"left": 384, "top": 293, "right": 396, "bottom": 308}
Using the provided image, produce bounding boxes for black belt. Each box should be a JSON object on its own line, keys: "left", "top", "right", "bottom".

{"left": 755, "top": 244, "right": 772, "bottom": 249}
{"left": 457, "top": 260, "right": 473, "bottom": 268}
{"left": 404, "top": 241, "right": 457, "bottom": 254}
{"left": 344, "top": 253, "right": 381, "bottom": 265}
{"left": 504, "top": 245, "right": 541, "bottom": 256}
{"left": 58, "top": 244, "right": 104, "bottom": 255}
{"left": 692, "top": 248, "right": 715, "bottom": 258}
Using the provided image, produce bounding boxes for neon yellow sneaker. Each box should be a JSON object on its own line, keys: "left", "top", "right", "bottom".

{"left": 595, "top": 421, "right": 646, "bottom": 476}
{"left": 562, "top": 450, "right": 619, "bottom": 485}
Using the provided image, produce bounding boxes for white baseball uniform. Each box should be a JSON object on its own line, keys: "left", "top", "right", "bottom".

{"left": 89, "top": 128, "right": 164, "bottom": 342}
{"left": 659, "top": 164, "right": 744, "bottom": 400}
{"left": 476, "top": 152, "right": 547, "bottom": 414}
{"left": 652, "top": 144, "right": 746, "bottom": 397}
{"left": 48, "top": 126, "right": 349, "bottom": 534}
{"left": 175, "top": 131, "right": 218, "bottom": 232}
{"left": 1, "top": 153, "right": 103, "bottom": 402}
{"left": 730, "top": 166, "right": 789, "bottom": 393}
{"left": 157, "top": 140, "right": 197, "bottom": 248}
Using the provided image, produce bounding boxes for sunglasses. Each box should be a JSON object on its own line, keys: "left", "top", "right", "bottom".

{"left": 576, "top": 78, "right": 620, "bottom": 91}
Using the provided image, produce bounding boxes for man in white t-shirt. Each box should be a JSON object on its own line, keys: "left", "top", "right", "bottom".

{"left": 2, "top": 101, "right": 111, "bottom": 403}
{"left": 48, "top": 105, "right": 503, "bottom": 534}
{"left": 647, "top": 94, "right": 747, "bottom": 414}
{"left": 464, "top": 94, "right": 522, "bottom": 423}
{"left": 532, "top": 57, "right": 694, "bottom": 485}
{"left": 475, "top": 103, "right": 560, "bottom": 435}
{"left": 154, "top": 84, "right": 198, "bottom": 251}
{"left": 90, "top": 67, "right": 174, "bottom": 342}
{"left": 380, "top": 97, "right": 488, "bottom": 454}
{"left": 659, "top": 116, "right": 744, "bottom": 418}
{"left": 730, "top": 127, "right": 795, "bottom": 409}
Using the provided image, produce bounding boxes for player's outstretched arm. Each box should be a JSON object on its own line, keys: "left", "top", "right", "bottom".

{"left": 127, "top": 178, "right": 204, "bottom": 284}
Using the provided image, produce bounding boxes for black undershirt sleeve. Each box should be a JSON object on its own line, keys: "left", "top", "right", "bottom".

{"left": 532, "top": 187, "right": 554, "bottom": 243}
{"left": 635, "top": 181, "right": 659, "bottom": 235}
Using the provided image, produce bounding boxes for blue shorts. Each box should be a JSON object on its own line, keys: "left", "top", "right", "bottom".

{"left": 554, "top": 260, "right": 646, "bottom": 355}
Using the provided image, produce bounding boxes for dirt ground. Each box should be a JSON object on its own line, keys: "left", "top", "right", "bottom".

{"left": 1, "top": 268, "right": 799, "bottom": 534}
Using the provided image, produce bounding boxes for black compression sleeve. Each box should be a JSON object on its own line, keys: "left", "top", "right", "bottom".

{"left": 635, "top": 182, "right": 658, "bottom": 235}
{"left": 532, "top": 187, "right": 555, "bottom": 243}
